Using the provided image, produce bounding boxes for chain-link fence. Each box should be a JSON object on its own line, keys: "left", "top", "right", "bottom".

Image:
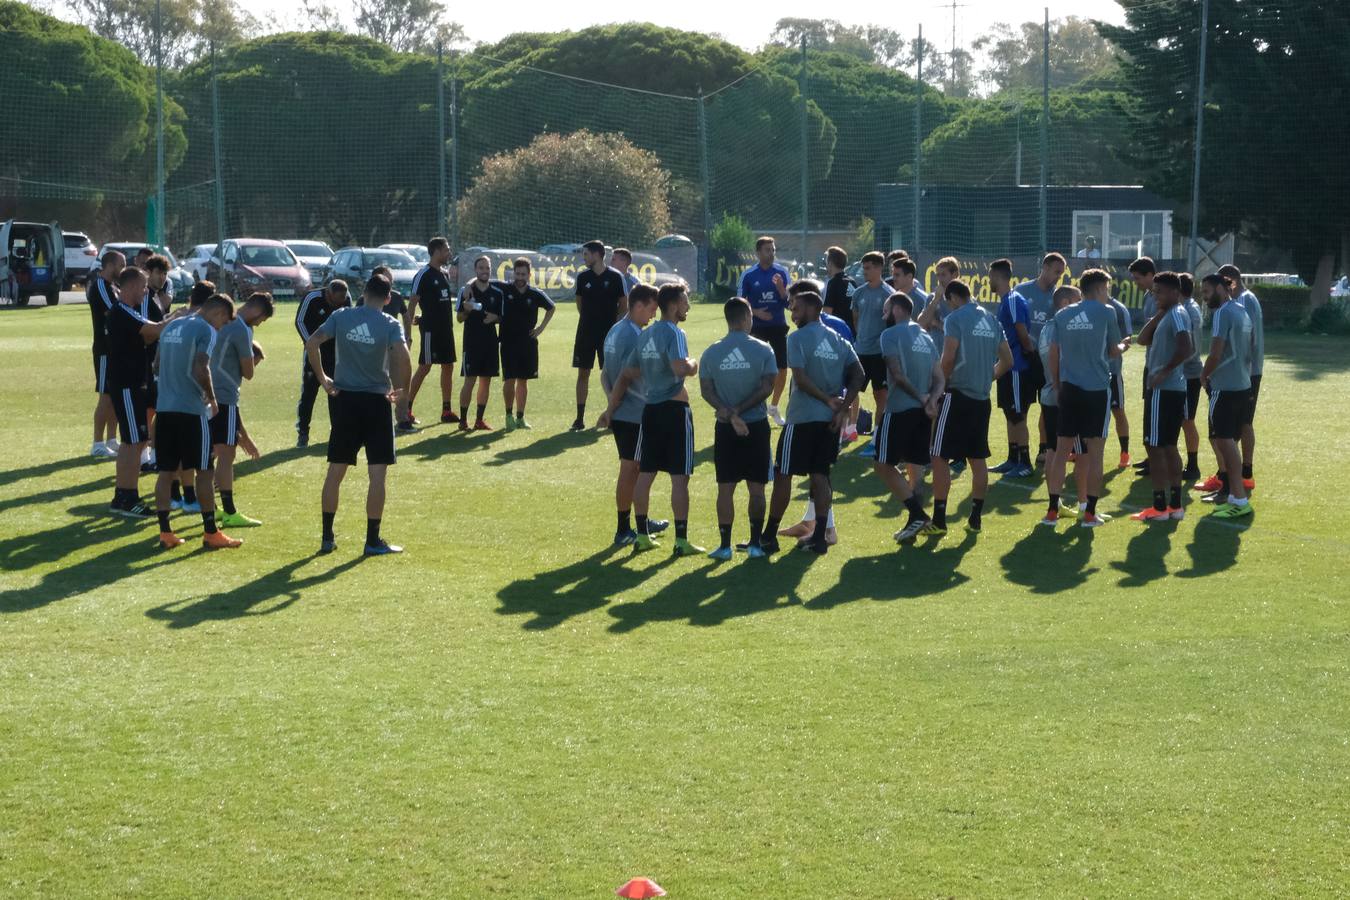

{"left": 2, "top": 0, "right": 1346, "bottom": 305}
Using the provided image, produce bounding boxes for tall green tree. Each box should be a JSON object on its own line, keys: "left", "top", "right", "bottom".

{"left": 1100, "top": 0, "right": 1350, "bottom": 300}
{"left": 975, "top": 17, "right": 1117, "bottom": 95}
{"left": 69, "top": 0, "right": 257, "bottom": 68}
{"left": 352, "top": 0, "right": 465, "bottom": 54}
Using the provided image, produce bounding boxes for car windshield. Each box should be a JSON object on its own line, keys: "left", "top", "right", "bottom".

{"left": 363, "top": 251, "right": 416, "bottom": 269}
{"left": 240, "top": 245, "right": 296, "bottom": 267}
{"left": 386, "top": 245, "right": 429, "bottom": 263}
{"left": 287, "top": 242, "right": 332, "bottom": 257}
{"left": 64, "top": 235, "right": 90, "bottom": 248}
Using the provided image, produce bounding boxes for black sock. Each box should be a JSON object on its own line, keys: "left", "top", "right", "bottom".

{"left": 812, "top": 516, "right": 828, "bottom": 542}
{"left": 1038, "top": 442, "right": 1049, "bottom": 454}
{"left": 202, "top": 511, "right": 217, "bottom": 534}
{"left": 170, "top": 480, "right": 182, "bottom": 501}
{"left": 476, "top": 403, "right": 486, "bottom": 422}
{"left": 1018, "top": 445, "right": 1032, "bottom": 465}
{"left": 765, "top": 516, "right": 781, "bottom": 537}
{"left": 322, "top": 511, "right": 335, "bottom": 541}
{"left": 1006, "top": 443, "right": 1018, "bottom": 464}
{"left": 1153, "top": 489, "right": 1167, "bottom": 512}
{"left": 1119, "top": 435, "right": 1129, "bottom": 453}
{"left": 749, "top": 517, "right": 764, "bottom": 545}
{"left": 675, "top": 519, "right": 688, "bottom": 540}
{"left": 718, "top": 524, "right": 732, "bottom": 549}
{"left": 635, "top": 513, "right": 648, "bottom": 535}
{"left": 1048, "top": 492, "right": 1059, "bottom": 514}
{"left": 576, "top": 403, "right": 585, "bottom": 422}
{"left": 183, "top": 485, "right": 197, "bottom": 504}
{"left": 969, "top": 497, "right": 985, "bottom": 527}
{"left": 1169, "top": 486, "right": 1182, "bottom": 508}
{"left": 459, "top": 406, "right": 468, "bottom": 422}
{"left": 618, "top": 510, "right": 631, "bottom": 533}
{"left": 367, "top": 518, "right": 381, "bottom": 545}
{"left": 1241, "top": 464, "right": 1252, "bottom": 479}
{"left": 1086, "top": 494, "right": 1099, "bottom": 515}
{"left": 1219, "top": 471, "right": 1229, "bottom": 491}
{"left": 933, "top": 499, "right": 947, "bottom": 528}
{"left": 516, "top": 404, "right": 525, "bottom": 418}
{"left": 903, "top": 495, "right": 924, "bottom": 522}
{"left": 1187, "top": 451, "right": 1198, "bottom": 470}
{"left": 220, "top": 489, "right": 236, "bottom": 515}
{"left": 157, "top": 510, "right": 171, "bottom": 532}
{"left": 442, "top": 401, "right": 452, "bottom": 412}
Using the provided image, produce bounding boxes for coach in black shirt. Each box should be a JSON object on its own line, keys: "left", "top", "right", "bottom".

{"left": 571, "top": 239, "right": 628, "bottom": 430}
{"left": 294, "top": 279, "right": 351, "bottom": 446}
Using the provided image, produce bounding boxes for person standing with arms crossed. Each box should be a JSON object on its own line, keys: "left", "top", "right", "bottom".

{"left": 498, "top": 257, "right": 555, "bottom": 430}
{"left": 738, "top": 236, "right": 792, "bottom": 426}
{"left": 405, "top": 237, "right": 458, "bottom": 427}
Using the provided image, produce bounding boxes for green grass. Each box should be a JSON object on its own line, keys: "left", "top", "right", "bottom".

{"left": 2, "top": 303, "right": 1349, "bottom": 897}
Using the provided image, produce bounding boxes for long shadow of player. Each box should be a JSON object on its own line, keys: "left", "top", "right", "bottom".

{"left": 0, "top": 529, "right": 187, "bottom": 614}
{"left": 999, "top": 526, "right": 1098, "bottom": 594}
{"left": 1174, "top": 515, "right": 1245, "bottom": 578}
{"left": 400, "top": 428, "right": 508, "bottom": 462}
{"left": 233, "top": 443, "right": 327, "bottom": 478}
{"left": 496, "top": 546, "right": 659, "bottom": 630}
{"left": 0, "top": 473, "right": 111, "bottom": 515}
{"left": 483, "top": 429, "right": 600, "bottom": 466}
{"left": 807, "top": 531, "right": 977, "bottom": 611}
{"left": 143, "top": 554, "right": 367, "bottom": 628}
{"left": 606, "top": 551, "right": 815, "bottom": 633}
{"left": 0, "top": 456, "right": 104, "bottom": 492}
{"left": 1109, "top": 520, "right": 1180, "bottom": 587}
{"left": 0, "top": 509, "right": 132, "bottom": 571}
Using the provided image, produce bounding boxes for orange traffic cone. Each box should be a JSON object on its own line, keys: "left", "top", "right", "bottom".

{"left": 615, "top": 876, "right": 667, "bottom": 898}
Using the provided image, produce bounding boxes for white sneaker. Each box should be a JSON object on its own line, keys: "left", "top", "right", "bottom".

{"left": 768, "top": 405, "right": 785, "bottom": 427}
{"left": 140, "top": 446, "right": 152, "bottom": 465}
{"left": 105, "top": 437, "right": 120, "bottom": 454}
{"left": 91, "top": 441, "right": 116, "bottom": 459}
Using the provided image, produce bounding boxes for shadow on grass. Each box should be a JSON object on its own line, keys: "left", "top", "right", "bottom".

{"left": 144, "top": 554, "right": 367, "bottom": 628}
{"left": 1110, "top": 519, "right": 1181, "bottom": 587}
{"left": 999, "top": 526, "right": 1099, "bottom": 594}
{"left": 0, "top": 455, "right": 105, "bottom": 491}
{"left": 233, "top": 442, "right": 328, "bottom": 477}
{"left": 0, "top": 509, "right": 137, "bottom": 571}
{"left": 1264, "top": 334, "right": 1350, "bottom": 382}
{"left": 806, "top": 530, "right": 978, "bottom": 611}
{"left": 1174, "top": 514, "right": 1246, "bottom": 578}
{"left": 0, "top": 473, "right": 110, "bottom": 515}
{"left": 482, "top": 427, "right": 603, "bottom": 467}
{"left": 400, "top": 428, "right": 508, "bottom": 462}
{"left": 496, "top": 546, "right": 664, "bottom": 630}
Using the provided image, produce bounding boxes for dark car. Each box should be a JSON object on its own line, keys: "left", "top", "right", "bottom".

{"left": 327, "top": 247, "right": 420, "bottom": 298}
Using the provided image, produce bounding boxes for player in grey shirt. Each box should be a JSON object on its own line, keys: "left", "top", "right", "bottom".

{"left": 763, "top": 289, "right": 863, "bottom": 555}
{"left": 1015, "top": 252, "right": 1068, "bottom": 465}
{"left": 1043, "top": 268, "right": 1124, "bottom": 528}
{"left": 152, "top": 294, "right": 241, "bottom": 550}
{"left": 1198, "top": 272, "right": 1253, "bottom": 518}
{"left": 1218, "top": 264, "right": 1263, "bottom": 489}
{"left": 1178, "top": 274, "right": 1206, "bottom": 481}
{"left": 1036, "top": 284, "right": 1090, "bottom": 515}
{"left": 596, "top": 285, "right": 665, "bottom": 547}
{"left": 1133, "top": 272, "right": 1194, "bottom": 521}
{"left": 699, "top": 297, "right": 779, "bottom": 559}
{"left": 208, "top": 292, "right": 274, "bottom": 528}
{"left": 1106, "top": 294, "right": 1135, "bottom": 467}
{"left": 307, "top": 274, "right": 412, "bottom": 555}
{"left": 850, "top": 252, "right": 895, "bottom": 441}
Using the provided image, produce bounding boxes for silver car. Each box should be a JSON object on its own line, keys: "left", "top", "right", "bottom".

{"left": 284, "top": 240, "right": 336, "bottom": 286}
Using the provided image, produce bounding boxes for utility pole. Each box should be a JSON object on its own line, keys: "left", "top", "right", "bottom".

{"left": 1188, "top": 0, "right": 1211, "bottom": 270}
{"left": 154, "top": 0, "right": 165, "bottom": 246}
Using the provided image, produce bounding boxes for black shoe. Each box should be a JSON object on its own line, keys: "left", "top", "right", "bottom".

{"left": 569, "top": 418, "right": 585, "bottom": 432}
{"left": 364, "top": 539, "right": 403, "bottom": 556}
{"left": 111, "top": 499, "right": 153, "bottom": 519}
{"left": 760, "top": 536, "right": 780, "bottom": 555}
{"left": 140, "top": 461, "right": 157, "bottom": 474}
{"left": 1181, "top": 465, "right": 1201, "bottom": 482}
{"left": 319, "top": 537, "right": 337, "bottom": 554}
{"left": 395, "top": 419, "right": 416, "bottom": 434}
{"left": 297, "top": 431, "right": 310, "bottom": 448}
{"left": 647, "top": 519, "right": 670, "bottom": 535}
{"left": 803, "top": 537, "right": 829, "bottom": 554}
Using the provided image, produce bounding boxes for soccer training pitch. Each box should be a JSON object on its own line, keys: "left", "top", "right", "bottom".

{"left": 2, "top": 302, "right": 1348, "bottom": 897}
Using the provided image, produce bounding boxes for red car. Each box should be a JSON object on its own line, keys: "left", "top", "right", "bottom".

{"left": 207, "top": 238, "right": 312, "bottom": 301}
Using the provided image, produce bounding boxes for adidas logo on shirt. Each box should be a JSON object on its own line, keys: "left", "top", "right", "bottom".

{"left": 1066, "top": 310, "right": 1094, "bottom": 331}
{"left": 348, "top": 322, "right": 376, "bottom": 345}
{"left": 640, "top": 337, "right": 661, "bottom": 360}
{"left": 911, "top": 335, "right": 931, "bottom": 352}
{"left": 971, "top": 316, "right": 998, "bottom": 338}
{"left": 812, "top": 338, "right": 839, "bottom": 361}
{"left": 720, "top": 348, "right": 752, "bottom": 371}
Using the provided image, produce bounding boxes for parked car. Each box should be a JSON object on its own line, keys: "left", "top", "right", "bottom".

{"left": 379, "top": 243, "right": 430, "bottom": 265}
{"left": 1333, "top": 276, "right": 1350, "bottom": 299}
{"left": 181, "top": 243, "right": 219, "bottom": 282}
{"left": 95, "top": 242, "right": 193, "bottom": 296}
{"left": 206, "top": 238, "right": 312, "bottom": 300}
{"left": 327, "top": 247, "right": 420, "bottom": 298}
{"left": 539, "top": 242, "right": 586, "bottom": 255}
{"left": 0, "top": 220, "right": 64, "bottom": 306}
{"left": 284, "top": 240, "right": 336, "bottom": 285}
{"left": 63, "top": 231, "right": 96, "bottom": 289}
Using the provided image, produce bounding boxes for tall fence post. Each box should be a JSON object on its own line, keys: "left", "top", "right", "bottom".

{"left": 1039, "top": 7, "right": 1049, "bottom": 255}
{"left": 449, "top": 53, "right": 460, "bottom": 287}
{"left": 154, "top": 0, "right": 165, "bottom": 246}
{"left": 437, "top": 42, "right": 448, "bottom": 238}
{"left": 913, "top": 24, "right": 923, "bottom": 253}
{"left": 1187, "top": 0, "right": 1210, "bottom": 271}
{"left": 210, "top": 41, "right": 226, "bottom": 250}
{"left": 798, "top": 34, "right": 809, "bottom": 266}
{"left": 697, "top": 87, "right": 712, "bottom": 291}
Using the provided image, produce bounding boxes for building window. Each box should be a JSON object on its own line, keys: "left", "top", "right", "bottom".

{"left": 1073, "top": 210, "right": 1172, "bottom": 260}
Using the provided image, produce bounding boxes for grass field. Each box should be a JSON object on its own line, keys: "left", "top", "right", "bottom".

{"left": 2, "top": 301, "right": 1349, "bottom": 897}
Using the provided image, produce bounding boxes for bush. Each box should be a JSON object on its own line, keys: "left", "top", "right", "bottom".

{"left": 458, "top": 130, "right": 671, "bottom": 248}
{"left": 1251, "top": 283, "right": 1313, "bottom": 331}
{"left": 709, "top": 212, "right": 754, "bottom": 254}
{"left": 1306, "top": 297, "right": 1350, "bottom": 335}
{"left": 848, "top": 216, "right": 875, "bottom": 261}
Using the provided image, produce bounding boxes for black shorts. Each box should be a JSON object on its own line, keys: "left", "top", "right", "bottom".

{"left": 611, "top": 419, "right": 641, "bottom": 462}
{"left": 929, "top": 390, "right": 991, "bottom": 461}
{"left": 878, "top": 408, "right": 932, "bottom": 467}
{"left": 1143, "top": 389, "right": 1186, "bottom": 448}
{"left": 1108, "top": 371, "right": 1125, "bottom": 410}
{"left": 328, "top": 391, "right": 396, "bottom": 466}
{"left": 94, "top": 352, "right": 108, "bottom": 394}
{"left": 1185, "top": 377, "right": 1202, "bottom": 420}
{"left": 856, "top": 353, "right": 886, "bottom": 392}
{"left": 752, "top": 325, "right": 789, "bottom": 369}
{"left": 155, "top": 411, "right": 212, "bottom": 472}
{"left": 638, "top": 400, "right": 694, "bottom": 476}
{"left": 460, "top": 337, "right": 500, "bottom": 378}
{"left": 145, "top": 379, "right": 158, "bottom": 410}
{"left": 573, "top": 317, "right": 611, "bottom": 369}
{"left": 714, "top": 418, "right": 772, "bottom": 484}
{"left": 1208, "top": 386, "right": 1252, "bottom": 440}
{"left": 418, "top": 327, "right": 456, "bottom": 366}
{"left": 209, "top": 404, "right": 243, "bottom": 447}
{"left": 776, "top": 420, "right": 839, "bottom": 476}
{"left": 997, "top": 368, "right": 1037, "bottom": 416}
{"left": 500, "top": 336, "right": 539, "bottom": 380}
{"left": 1248, "top": 374, "right": 1262, "bottom": 416}
{"left": 1040, "top": 406, "right": 1085, "bottom": 456}
{"left": 112, "top": 386, "right": 149, "bottom": 444}
{"left": 1026, "top": 352, "right": 1046, "bottom": 392}
{"left": 1058, "top": 383, "right": 1110, "bottom": 442}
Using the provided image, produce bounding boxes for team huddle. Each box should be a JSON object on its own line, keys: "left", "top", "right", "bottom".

{"left": 81, "top": 234, "right": 1263, "bottom": 557}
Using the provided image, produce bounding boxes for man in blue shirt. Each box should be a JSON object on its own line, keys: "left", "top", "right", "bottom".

{"left": 989, "top": 258, "right": 1038, "bottom": 478}
{"left": 1132, "top": 272, "right": 1193, "bottom": 522}
{"left": 595, "top": 284, "right": 666, "bottom": 547}
{"left": 1198, "top": 273, "right": 1253, "bottom": 519}
{"left": 1015, "top": 251, "right": 1067, "bottom": 463}
{"left": 738, "top": 236, "right": 791, "bottom": 425}
{"left": 926, "top": 279, "right": 1012, "bottom": 536}
{"left": 603, "top": 283, "right": 703, "bottom": 556}
{"left": 1219, "top": 264, "right": 1263, "bottom": 491}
